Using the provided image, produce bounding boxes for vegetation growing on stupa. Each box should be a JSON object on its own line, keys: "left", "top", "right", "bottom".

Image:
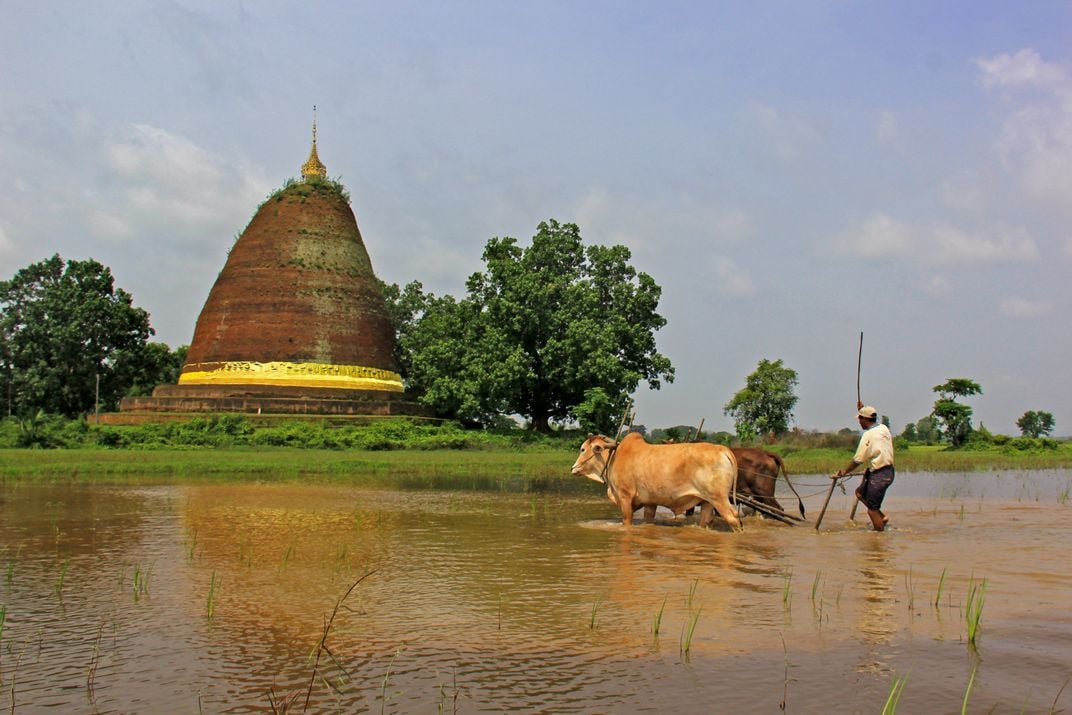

{"left": 261, "top": 175, "right": 351, "bottom": 208}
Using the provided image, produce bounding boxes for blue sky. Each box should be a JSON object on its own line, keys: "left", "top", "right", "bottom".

{"left": 2, "top": 1, "right": 1070, "bottom": 435}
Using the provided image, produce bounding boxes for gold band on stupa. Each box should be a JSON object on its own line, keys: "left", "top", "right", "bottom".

{"left": 179, "top": 360, "right": 404, "bottom": 392}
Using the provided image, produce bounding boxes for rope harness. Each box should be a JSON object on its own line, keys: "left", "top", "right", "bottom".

{"left": 574, "top": 438, "right": 621, "bottom": 504}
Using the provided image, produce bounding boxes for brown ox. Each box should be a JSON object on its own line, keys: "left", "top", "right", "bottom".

{"left": 571, "top": 432, "right": 742, "bottom": 530}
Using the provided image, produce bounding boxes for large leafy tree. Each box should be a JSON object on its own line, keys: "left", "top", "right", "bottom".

{"left": 931, "top": 378, "right": 982, "bottom": 447}
{"left": 1016, "top": 410, "right": 1055, "bottom": 438}
{"left": 723, "top": 358, "right": 799, "bottom": 441}
{"left": 114, "top": 342, "right": 188, "bottom": 397}
{"left": 382, "top": 220, "right": 674, "bottom": 432}
{"left": 1, "top": 255, "right": 154, "bottom": 417}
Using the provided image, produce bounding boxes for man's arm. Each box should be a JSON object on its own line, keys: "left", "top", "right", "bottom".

{"left": 835, "top": 459, "right": 860, "bottom": 478}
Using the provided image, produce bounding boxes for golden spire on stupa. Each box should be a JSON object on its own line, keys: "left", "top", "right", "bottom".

{"left": 301, "top": 105, "right": 328, "bottom": 180}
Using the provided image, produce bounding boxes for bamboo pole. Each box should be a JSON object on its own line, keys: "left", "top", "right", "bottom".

{"left": 850, "top": 332, "right": 863, "bottom": 521}
{"left": 815, "top": 474, "right": 860, "bottom": 531}
{"left": 814, "top": 478, "right": 840, "bottom": 531}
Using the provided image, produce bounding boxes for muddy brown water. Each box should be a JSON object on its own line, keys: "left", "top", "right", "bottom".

{"left": 1, "top": 470, "right": 1070, "bottom": 714}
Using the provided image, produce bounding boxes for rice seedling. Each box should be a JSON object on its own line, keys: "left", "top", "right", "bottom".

{"left": 810, "top": 570, "right": 822, "bottom": 602}
{"left": 436, "top": 667, "right": 461, "bottom": 715}
{"left": 589, "top": 594, "right": 604, "bottom": 630}
{"left": 960, "top": 662, "right": 977, "bottom": 714}
{"left": 652, "top": 594, "right": 668, "bottom": 636}
{"left": 206, "top": 570, "right": 219, "bottom": 621}
{"left": 687, "top": 578, "right": 699, "bottom": 610}
{"left": 680, "top": 608, "right": 702, "bottom": 659}
{"left": 185, "top": 527, "right": 199, "bottom": 562}
{"left": 380, "top": 647, "right": 403, "bottom": 715}
{"left": 966, "top": 577, "right": 987, "bottom": 647}
{"left": 281, "top": 544, "right": 295, "bottom": 570}
{"left": 1050, "top": 676, "right": 1070, "bottom": 714}
{"left": 290, "top": 571, "right": 377, "bottom": 712}
{"left": 86, "top": 623, "right": 104, "bottom": 690}
{"left": 132, "top": 563, "right": 153, "bottom": 599}
{"left": 904, "top": 566, "right": 916, "bottom": 611}
{"left": 782, "top": 567, "right": 793, "bottom": 611}
{"left": 54, "top": 558, "right": 70, "bottom": 597}
{"left": 778, "top": 633, "right": 794, "bottom": 711}
{"left": 934, "top": 567, "right": 947, "bottom": 608}
{"left": 7, "top": 644, "right": 24, "bottom": 710}
{"left": 882, "top": 668, "right": 910, "bottom": 714}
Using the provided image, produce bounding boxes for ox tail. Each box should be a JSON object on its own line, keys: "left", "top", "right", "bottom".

{"left": 770, "top": 453, "right": 806, "bottom": 519}
{"left": 730, "top": 451, "right": 740, "bottom": 517}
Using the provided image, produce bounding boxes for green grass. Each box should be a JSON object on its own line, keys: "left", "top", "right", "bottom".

{"left": 2, "top": 419, "right": 1070, "bottom": 485}
{"left": 0, "top": 446, "right": 576, "bottom": 484}
{"left": 772, "top": 442, "right": 1072, "bottom": 474}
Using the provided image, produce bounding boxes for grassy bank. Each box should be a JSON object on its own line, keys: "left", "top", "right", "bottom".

{"left": 3, "top": 442, "right": 1071, "bottom": 484}
{"left": 771, "top": 443, "right": 1072, "bottom": 475}
{"left": 2, "top": 415, "right": 1070, "bottom": 483}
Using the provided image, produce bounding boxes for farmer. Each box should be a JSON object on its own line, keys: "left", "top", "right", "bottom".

{"left": 834, "top": 403, "right": 895, "bottom": 531}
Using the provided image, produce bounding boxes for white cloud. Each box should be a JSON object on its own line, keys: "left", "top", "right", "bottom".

{"left": 835, "top": 212, "right": 913, "bottom": 258}
{"left": 573, "top": 185, "right": 753, "bottom": 259}
{"left": 931, "top": 224, "right": 1038, "bottom": 263}
{"left": 939, "top": 172, "right": 984, "bottom": 213}
{"left": 708, "top": 255, "right": 754, "bottom": 297}
{"left": 976, "top": 49, "right": 1066, "bottom": 89}
{"left": 876, "top": 110, "right": 898, "bottom": 144}
{"left": 94, "top": 124, "right": 271, "bottom": 245}
{"left": 978, "top": 49, "right": 1072, "bottom": 215}
{"left": 999, "top": 297, "right": 1051, "bottom": 318}
{"left": 88, "top": 210, "right": 134, "bottom": 241}
{"left": 834, "top": 214, "right": 1038, "bottom": 265}
{"left": 744, "top": 101, "right": 818, "bottom": 162}
{"left": 0, "top": 222, "right": 13, "bottom": 261}
{"left": 919, "top": 274, "right": 952, "bottom": 296}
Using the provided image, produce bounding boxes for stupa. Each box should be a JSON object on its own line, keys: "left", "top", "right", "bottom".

{"left": 114, "top": 113, "right": 429, "bottom": 421}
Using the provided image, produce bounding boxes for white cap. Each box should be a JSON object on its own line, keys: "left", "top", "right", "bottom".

{"left": 858, "top": 406, "right": 878, "bottom": 420}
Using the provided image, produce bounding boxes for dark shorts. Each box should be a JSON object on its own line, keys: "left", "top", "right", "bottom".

{"left": 858, "top": 465, "right": 895, "bottom": 510}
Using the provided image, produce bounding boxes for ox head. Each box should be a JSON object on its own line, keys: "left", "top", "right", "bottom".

{"left": 571, "top": 434, "right": 617, "bottom": 483}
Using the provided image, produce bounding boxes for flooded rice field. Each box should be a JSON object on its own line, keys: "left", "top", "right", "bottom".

{"left": 1, "top": 470, "right": 1070, "bottom": 713}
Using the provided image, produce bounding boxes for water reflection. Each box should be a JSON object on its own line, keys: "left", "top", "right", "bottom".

{"left": 0, "top": 472, "right": 1069, "bottom": 713}
{"left": 852, "top": 534, "right": 896, "bottom": 673}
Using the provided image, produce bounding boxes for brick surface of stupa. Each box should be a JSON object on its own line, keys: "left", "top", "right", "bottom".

{"left": 113, "top": 115, "right": 429, "bottom": 421}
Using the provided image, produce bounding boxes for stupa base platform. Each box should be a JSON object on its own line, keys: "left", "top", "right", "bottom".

{"left": 103, "top": 383, "right": 435, "bottom": 425}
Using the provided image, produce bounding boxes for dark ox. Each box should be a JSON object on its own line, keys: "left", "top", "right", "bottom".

{"left": 684, "top": 447, "right": 805, "bottom": 521}
{"left": 571, "top": 432, "right": 742, "bottom": 530}
{"left": 730, "top": 447, "right": 805, "bottom": 519}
